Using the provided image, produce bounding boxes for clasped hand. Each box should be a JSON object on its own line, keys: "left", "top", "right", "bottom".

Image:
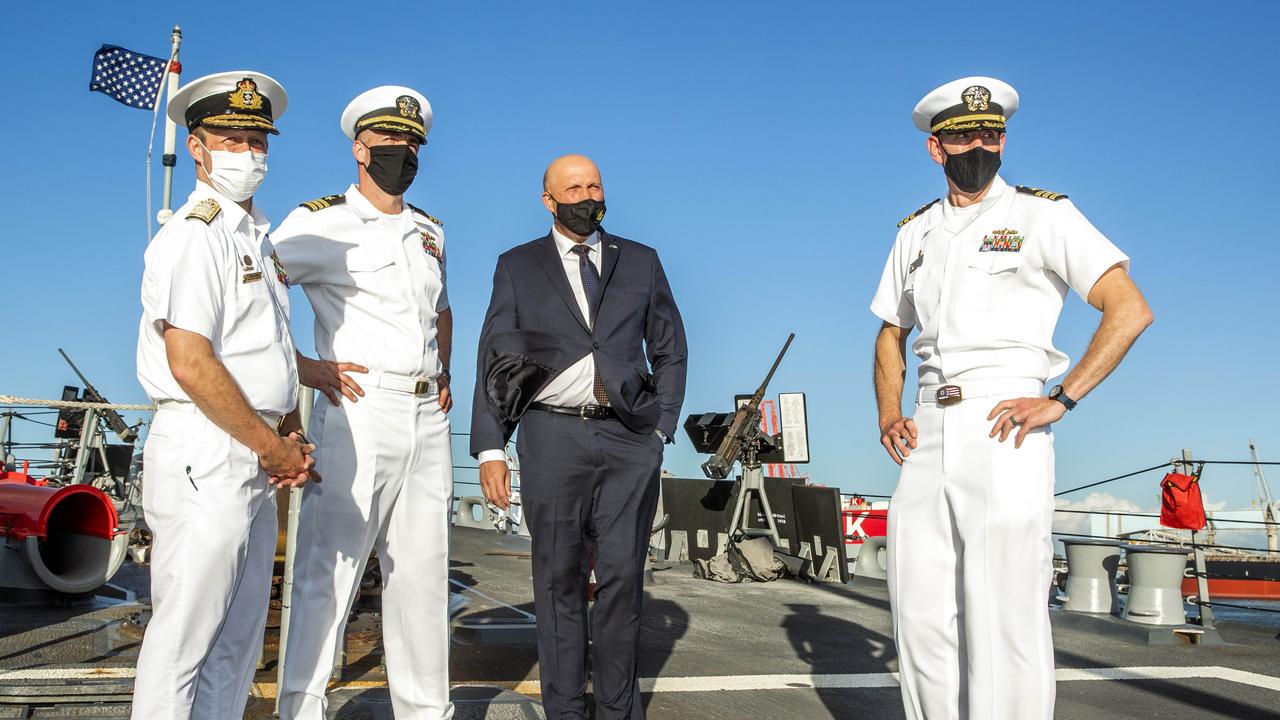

{"left": 262, "top": 432, "right": 316, "bottom": 488}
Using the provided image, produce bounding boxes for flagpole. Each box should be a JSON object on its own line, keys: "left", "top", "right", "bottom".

{"left": 157, "top": 26, "right": 183, "bottom": 226}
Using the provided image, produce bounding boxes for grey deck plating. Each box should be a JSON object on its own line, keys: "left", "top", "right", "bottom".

{"left": 1, "top": 526, "right": 1277, "bottom": 719}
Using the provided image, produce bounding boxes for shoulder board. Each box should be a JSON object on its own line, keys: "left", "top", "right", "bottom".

{"left": 407, "top": 203, "right": 443, "bottom": 227}
{"left": 1015, "top": 186, "right": 1069, "bottom": 201}
{"left": 897, "top": 198, "right": 940, "bottom": 229}
{"left": 186, "top": 198, "right": 221, "bottom": 224}
{"left": 298, "top": 194, "right": 347, "bottom": 212}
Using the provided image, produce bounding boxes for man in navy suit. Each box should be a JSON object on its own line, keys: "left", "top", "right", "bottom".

{"left": 472, "top": 154, "right": 687, "bottom": 720}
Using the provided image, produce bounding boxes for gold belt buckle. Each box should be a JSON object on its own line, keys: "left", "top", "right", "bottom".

{"left": 935, "top": 385, "right": 963, "bottom": 406}
{"left": 414, "top": 379, "right": 432, "bottom": 395}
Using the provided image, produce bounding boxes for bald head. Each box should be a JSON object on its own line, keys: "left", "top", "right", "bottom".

{"left": 542, "top": 154, "right": 606, "bottom": 240}
{"left": 544, "top": 154, "right": 602, "bottom": 192}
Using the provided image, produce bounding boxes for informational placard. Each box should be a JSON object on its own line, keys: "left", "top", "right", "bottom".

{"left": 777, "top": 392, "right": 810, "bottom": 463}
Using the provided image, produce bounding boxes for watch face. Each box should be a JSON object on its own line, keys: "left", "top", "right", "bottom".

{"left": 1049, "top": 385, "right": 1074, "bottom": 409}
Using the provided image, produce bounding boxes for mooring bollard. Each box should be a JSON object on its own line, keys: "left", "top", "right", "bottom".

{"left": 1062, "top": 538, "right": 1121, "bottom": 614}
{"left": 1121, "top": 544, "right": 1192, "bottom": 626}
{"left": 454, "top": 496, "right": 492, "bottom": 529}
{"left": 853, "top": 535, "right": 888, "bottom": 580}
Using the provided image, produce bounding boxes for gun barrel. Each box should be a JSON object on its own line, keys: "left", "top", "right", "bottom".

{"left": 58, "top": 348, "right": 135, "bottom": 442}
{"left": 699, "top": 334, "right": 794, "bottom": 480}
{"left": 755, "top": 333, "right": 795, "bottom": 396}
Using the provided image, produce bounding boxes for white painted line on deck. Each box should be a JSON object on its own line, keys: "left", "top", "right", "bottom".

{"left": 1, "top": 666, "right": 1277, "bottom": 696}
{"left": 1055, "top": 666, "right": 1280, "bottom": 692}
{"left": 640, "top": 673, "right": 900, "bottom": 692}
{"left": 1206, "top": 667, "right": 1280, "bottom": 693}
{"left": 638, "top": 666, "right": 1280, "bottom": 694}
{"left": 0, "top": 667, "right": 136, "bottom": 680}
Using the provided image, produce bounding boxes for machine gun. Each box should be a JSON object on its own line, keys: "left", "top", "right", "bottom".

{"left": 684, "top": 333, "right": 795, "bottom": 546}
{"left": 59, "top": 348, "right": 138, "bottom": 443}
{"left": 700, "top": 333, "right": 794, "bottom": 480}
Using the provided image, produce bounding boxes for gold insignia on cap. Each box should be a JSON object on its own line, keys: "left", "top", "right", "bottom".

{"left": 229, "top": 78, "right": 264, "bottom": 111}
{"left": 962, "top": 85, "right": 991, "bottom": 112}
{"left": 396, "top": 95, "right": 421, "bottom": 120}
{"left": 186, "top": 198, "right": 222, "bottom": 224}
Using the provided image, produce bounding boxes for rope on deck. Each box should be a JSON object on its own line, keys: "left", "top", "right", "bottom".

{"left": 0, "top": 395, "right": 155, "bottom": 412}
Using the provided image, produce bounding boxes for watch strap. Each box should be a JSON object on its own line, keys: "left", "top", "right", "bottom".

{"left": 1050, "top": 385, "right": 1077, "bottom": 411}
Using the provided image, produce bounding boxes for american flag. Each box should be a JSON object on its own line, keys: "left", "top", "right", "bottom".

{"left": 89, "top": 44, "right": 168, "bottom": 110}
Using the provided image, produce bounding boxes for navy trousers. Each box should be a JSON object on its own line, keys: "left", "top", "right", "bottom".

{"left": 517, "top": 410, "right": 663, "bottom": 720}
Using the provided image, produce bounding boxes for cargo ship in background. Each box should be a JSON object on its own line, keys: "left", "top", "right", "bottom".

{"left": 1186, "top": 555, "right": 1280, "bottom": 600}
{"left": 1191, "top": 442, "right": 1280, "bottom": 600}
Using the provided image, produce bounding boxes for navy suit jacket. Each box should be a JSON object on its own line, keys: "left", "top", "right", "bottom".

{"left": 470, "top": 229, "right": 688, "bottom": 456}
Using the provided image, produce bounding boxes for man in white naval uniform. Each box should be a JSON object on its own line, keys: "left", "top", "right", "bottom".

{"left": 133, "top": 71, "right": 315, "bottom": 720}
{"left": 870, "top": 76, "right": 1154, "bottom": 720}
{"left": 272, "top": 86, "right": 454, "bottom": 720}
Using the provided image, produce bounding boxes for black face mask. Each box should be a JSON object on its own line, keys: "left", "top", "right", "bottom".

{"left": 363, "top": 144, "right": 418, "bottom": 196}
{"left": 552, "top": 196, "right": 606, "bottom": 236}
{"left": 942, "top": 146, "right": 1002, "bottom": 193}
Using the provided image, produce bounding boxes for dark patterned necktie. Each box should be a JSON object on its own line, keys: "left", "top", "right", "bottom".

{"left": 569, "top": 244, "right": 609, "bottom": 404}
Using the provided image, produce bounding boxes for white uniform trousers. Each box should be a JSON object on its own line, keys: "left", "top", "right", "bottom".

{"left": 132, "top": 408, "right": 277, "bottom": 720}
{"left": 278, "top": 386, "right": 454, "bottom": 720}
{"left": 887, "top": 387, "right": 1057, "bottom": 720}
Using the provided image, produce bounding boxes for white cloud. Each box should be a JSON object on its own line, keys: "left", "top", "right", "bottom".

{"left": 1204, "top": 499, "right": 1228, "bottom": 511}
{"left": 1053, "top": 492, "right": 1146, "bottom": 537}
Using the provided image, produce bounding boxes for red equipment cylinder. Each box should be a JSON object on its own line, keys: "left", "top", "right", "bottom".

{"left": 0, "top": 467, "right": 127, "bottom": 595}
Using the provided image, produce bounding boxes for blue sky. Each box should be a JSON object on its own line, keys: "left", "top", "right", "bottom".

{"left": 2, "top": 1, "right": 1278, "bottom": 513}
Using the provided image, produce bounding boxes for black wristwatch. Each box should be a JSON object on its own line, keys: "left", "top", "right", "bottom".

{"left": 1048, "top": 384, "right": 1077, "bottom": 411}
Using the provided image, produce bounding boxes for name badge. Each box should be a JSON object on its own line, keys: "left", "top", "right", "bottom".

{"left": 239, "top": 253, "right": 263, "bottom": 283}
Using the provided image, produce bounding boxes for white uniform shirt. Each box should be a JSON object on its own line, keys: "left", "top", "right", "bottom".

{"left": 476, "top": 226, "right": 604, "bottom": 465}
{"left": 136, "top": 182, "right": 298, "bottom": 415}
{"left": 271, "top": 184, "right": 448, "bottom": 379}
{"left": 870, "top": 176, "right": 1129, "bottom": 385}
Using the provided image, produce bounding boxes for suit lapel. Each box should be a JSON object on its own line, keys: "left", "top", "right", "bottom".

{"left": 534, "top": 234, "right": 590, "bottom": 332}
{"left": 599, "top": 230, "right": 621, "bottom": 293}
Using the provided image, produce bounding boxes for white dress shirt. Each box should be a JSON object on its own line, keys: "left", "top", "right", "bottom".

{"left": 271, "top": 184, "right": 448, "bottom": 379}
{"left": 477, "top": 226, "right": 603, "bottom": 465}
{"left": 136, "top": 182, "right": 298, "bottom": 415}
{"left": 870, "top": 176, "right": 1129, "bottom": 386}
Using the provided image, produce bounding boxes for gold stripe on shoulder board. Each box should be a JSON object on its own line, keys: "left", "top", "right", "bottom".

{"left": 186, "top": 198, "right": 221, "bottom": 224}
{"left": 299, "top": 194, "right": 347, "bottom": 212}
{"left": 407, "top": 203, "right": 443, "bottom": 227}
{"left": 897, "top": 198, "right": 940, "bottom": 228}
{"left": 1015, "top": 186, "right": 1069, "bottom": 201}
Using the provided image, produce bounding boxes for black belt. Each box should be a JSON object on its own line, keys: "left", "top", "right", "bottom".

{"left": 528, "top": 402, "right": 617, "bottom": 420}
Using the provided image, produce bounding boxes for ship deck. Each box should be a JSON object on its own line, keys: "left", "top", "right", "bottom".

{"left": 1, "top": 526, "right": 1278, "bottom": 719}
